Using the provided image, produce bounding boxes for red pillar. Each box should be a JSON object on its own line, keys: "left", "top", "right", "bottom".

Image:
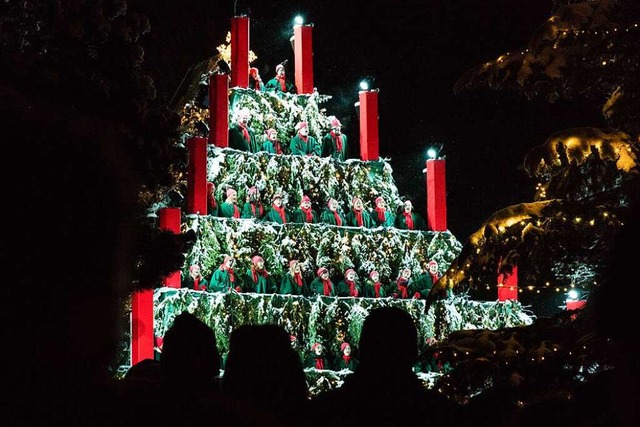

{"left": 358, "top": 90, "right": 379, "bottom": 161}
{"left": 294, "top": 24, "right": 314, "bottom": 94}
{"left": 187, "top": 136, "right": 208, "bottom": 215}
{"left": 497, "top": 263, "right": 518, "bottom": 301}
{"left": 209, "top": 73, "right": 229, "bottom": 147}
{"left": 131, "top": 289, "right": 154, "bottom": 364}
{"left": 566, "top": 299, "right": 586, "bottom": 320}
{"left": 230, "top": 16, "right": 249, "bottom": 89}
{"left": 566, "top": 300, "right": 586, "bottom": 311}
{"left": 426, "top": 159, "right": 447, "bottom": 231}
{"left": 159, "top": 207, "right": 181, "bottom": 288}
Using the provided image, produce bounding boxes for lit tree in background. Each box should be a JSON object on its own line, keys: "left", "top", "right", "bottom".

{"left": 437, "top": 0, "right": 640, "bottom": 302}
{"left": 423, "top": 2, "right": 639, "bottom": 417}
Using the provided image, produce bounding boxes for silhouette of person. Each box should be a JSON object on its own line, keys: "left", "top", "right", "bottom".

{"left": 223, "top": 324, "right": 308, "bottom": 426}
{"left": 308, "top": 307, "right": 454, "bottom": 426}
{"left": 160, "top": 311, "right": 221, "bottom": 390}
{"left": 157, "top": 311, "right": 245, "bottom": 425}
{"left": 119, "top": 358, "right": 164, "bottom": 426}
{"left": 588, "top": 185, "right": 640, "bottom": 427}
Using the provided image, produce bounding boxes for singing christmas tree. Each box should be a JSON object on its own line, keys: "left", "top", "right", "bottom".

{"left": 146, "top": 14, "right": 536, "bottom": 393}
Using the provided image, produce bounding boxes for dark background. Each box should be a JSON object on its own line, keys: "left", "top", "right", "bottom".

{"left": 137, "top": 0, "right": 605, "bottom": 244}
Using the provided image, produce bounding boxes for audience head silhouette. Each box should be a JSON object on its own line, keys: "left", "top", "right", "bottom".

{"left": 160, "top": 311, "right": 220, "bottom": 390}
{"left": 223, "top": 324, "right": 308, "bottom": 420}
{"left": 358, "top": 306, "right": 418, "bottom": 373}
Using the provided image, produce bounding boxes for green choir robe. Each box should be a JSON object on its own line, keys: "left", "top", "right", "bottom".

{"left": 241, "top": 202, "right": 265, "bottom": 220}
{"left": 393, "top": 279, "right": 422, "bottom": 299}
{"left": 182, "top": 276, "right": 209, "bottom": 291}
{"left": 345, "top": 209, "right": 374, "bottom": 228}
{"left": 265, "top": 77, "right": 297, "bottom": 94}
{"left": 292, "top": 208, "right": 319, "bottom": 224}
{"left": 279, "top": 273, "right": 310, "bottom": 296}
{"left": 362, "top": 279, "right": 387, "bottom": 298}
{"left": 228, "top": 124, "right": 259, "bottom": 152}
{"left": 371, "top": 209, "right": 395, "bottom": 228}
{"left": 208, "top": 268, "right": 239, "bottom": 293}
{"left": 333, "top": 355, "right": 359, "bottom": 371}
{"left": 321, "top": 132, "right": 348, "bottom": 161}
{"left": 207, "top": 198, "right": 219, "bottom": 217}
{"left": 336, "top": 280, "right": 362, "bottom": 298}
{"left": 412, "top": 272, "right": 438, "bottom": 299}
{"left": 245, "top": 268, "right": 275, "bottom": 293}
{"left": 261, "top": 139, "right": 286, "bottom": 154}
{"left": 320, "top": 208, "right": 346, "bottom": 226}
{"left": 289, "top": 135, "right": 321, "bottom": 156}
{"left": 395, "top": 211, "right": 427, "bottom": 231}
{"left": 309, "top": 277, "right": 336, "bottom": 297}
{"left": 264, "top": 207, "right": 289, "bottom": 224}
{"left": 305, "top": 354, "right": 329, "bottom": 370}
{"left": 220, "top": 202, "right": 241, "bottom": 218}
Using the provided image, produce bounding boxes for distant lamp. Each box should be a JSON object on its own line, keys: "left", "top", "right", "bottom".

{"left": 359, "top": 81, "right": 369, "bottom": 91}
{"left": 427, "top": 147, "right": 438, "bottom": 159}
{"left": 294, "top": 15, "right": 304, "bottom": 25}
{"left": 567, "top": 289, "right": 580, "bottom": 301}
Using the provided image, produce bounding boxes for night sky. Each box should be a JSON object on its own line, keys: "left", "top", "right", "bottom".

{"left": 140, "top": 0, "right": 606, "bottom": 243}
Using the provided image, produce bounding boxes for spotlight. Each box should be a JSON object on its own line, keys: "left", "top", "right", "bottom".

{"left": 427, "top": 148, "right": 438, "bottom": 159}
{"left": 359, "top": 81, "right": 369, "bottom": 91}
{"left": 567, "top": 289, "right": 580, "bottom": 301}
{"left": 294, "top": 15, "right": 304, "bottom": 26}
